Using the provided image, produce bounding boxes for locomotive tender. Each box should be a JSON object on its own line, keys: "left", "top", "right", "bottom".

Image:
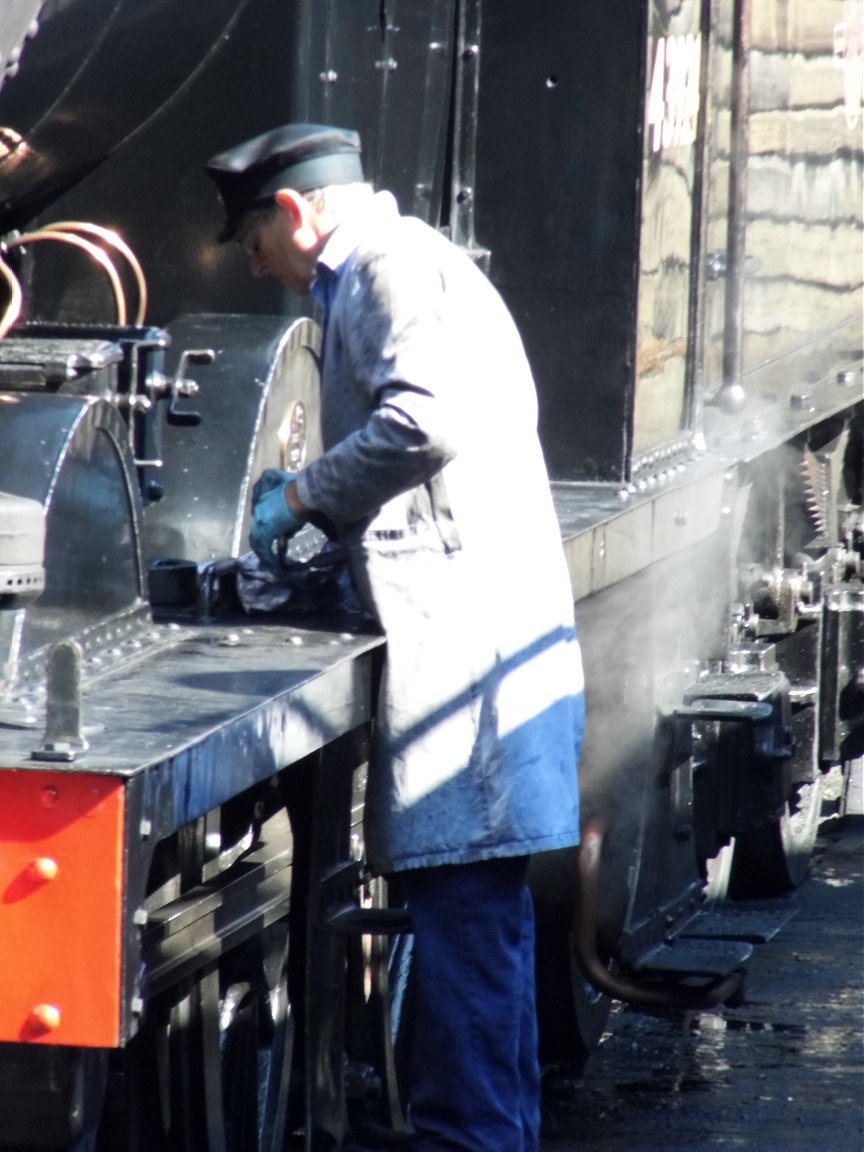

{"left": 0, "top": 0, "right": 860, "bottom": 1148}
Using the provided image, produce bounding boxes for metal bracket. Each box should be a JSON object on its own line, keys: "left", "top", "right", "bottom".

{"left": 319, "top": 860, "right": 411, "bottom": 935}
{"left": 32, "top": 639, "right": 88, "bottom": 761}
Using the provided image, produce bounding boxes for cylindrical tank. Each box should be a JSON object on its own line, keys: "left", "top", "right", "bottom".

{"left": 0, "top": 392, "right": 145, "bottom": 691}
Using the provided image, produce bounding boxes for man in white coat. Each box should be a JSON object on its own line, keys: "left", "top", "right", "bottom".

{"left": 206, "top": 124, "right": 584, "bottom": 1152}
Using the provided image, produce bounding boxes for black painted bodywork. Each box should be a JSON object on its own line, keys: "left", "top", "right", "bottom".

{"left": 1, "top": 1, "right": 860, "bottom": 482}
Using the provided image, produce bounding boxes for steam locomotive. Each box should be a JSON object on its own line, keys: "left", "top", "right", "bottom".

{"left": 0, "top": 1, "right": 860, "bottom": 1149}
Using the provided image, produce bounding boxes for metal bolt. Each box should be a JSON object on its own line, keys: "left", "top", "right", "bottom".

{"left": 29, "top": 1004, "right": 60, "bottom": 1033}
{"left": 41, "top": 786, "right": 59, "bottom": 807}
{"left": 29, "top": 857, "right": 59, "bottom": 883}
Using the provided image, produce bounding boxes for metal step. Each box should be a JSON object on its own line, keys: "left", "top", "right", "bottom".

{"left": 322, "top": 904, "right": 412, "bottom": 935}
{"left": 679, "top": 901, "right": 797, "bottom": 943}
{"left": 633, "top": 936, "right": 753, "bottom": 978}
{"left": 319, "top": 858, "right": 412, "bottom": 935}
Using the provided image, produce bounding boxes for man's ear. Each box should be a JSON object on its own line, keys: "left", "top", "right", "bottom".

{"left": 274, "top": 188, "right": 323, "bottom": 254}
{"left": 274, "top": 188, "right": 307, "bottom": 229}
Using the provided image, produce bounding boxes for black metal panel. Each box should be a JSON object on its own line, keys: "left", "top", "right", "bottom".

{"left": 292, "top": 0, "right": 457, "bottom": 225}
{"left": 21, "top": 0, "right": 459, "bottom": 330}
{"left": 474, "top": 2, "right": 646, "bottom": 482}
{"left": 571, "top": 523, "right": 731, "bottom": 948}
{"left": 9, "top": 0, "right": 302, "bottom": 327}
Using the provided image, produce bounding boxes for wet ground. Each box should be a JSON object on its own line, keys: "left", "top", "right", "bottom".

{"left": 540, "top": 816, "right": 864, "bottom": 1152}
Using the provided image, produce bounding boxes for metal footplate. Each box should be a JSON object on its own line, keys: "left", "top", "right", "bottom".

{"left": 679, "top": 901, "right": 797, "bottom": 943}
{"left": 633, "top": 937, "right": 753, "bottom": 978}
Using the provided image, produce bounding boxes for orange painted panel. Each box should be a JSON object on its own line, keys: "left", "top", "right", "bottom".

{"left": 0, "top": 770, "right": 125, "bottom": 1046}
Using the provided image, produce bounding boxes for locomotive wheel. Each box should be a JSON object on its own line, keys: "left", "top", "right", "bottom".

{"left": 98, "top": 922, "right": 292, "bottom": 1152}
{"left": 531, "top": 849, "right": 612, "bottom": 1071}
{"left": 728, "top": 774, "right": 823, "bottom": 899}
{"left": 534, "top": 928, "right": 612, "bottom": 1069}
{"left": 208, "top": 922, "right": 294, "bottom": 1151}
{"left": 701, "top": 839, "right": 736, "bottom": 902}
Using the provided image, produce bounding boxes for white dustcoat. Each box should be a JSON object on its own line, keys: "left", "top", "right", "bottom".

{"left": 296, "top": 193, "right": 583, "bottom": 874}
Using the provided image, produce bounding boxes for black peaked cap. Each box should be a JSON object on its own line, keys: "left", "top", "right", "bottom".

{"left": 205, "top": 123, "right": 363, "bottom": 242}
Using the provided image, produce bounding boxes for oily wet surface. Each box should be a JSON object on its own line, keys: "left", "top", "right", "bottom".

{"left": 540, "top": 817, "right": 864, "bottom": 1151}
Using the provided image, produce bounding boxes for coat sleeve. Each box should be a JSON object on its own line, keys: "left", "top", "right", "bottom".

{"left": 295, "top": 239, "right": 462, "bottom": 525}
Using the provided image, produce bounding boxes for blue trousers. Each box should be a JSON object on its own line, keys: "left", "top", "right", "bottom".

{"left": 401, "top": 855, "right": 539, "bottom": 1152}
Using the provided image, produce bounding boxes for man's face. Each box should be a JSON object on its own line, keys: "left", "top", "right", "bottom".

{"left": 236, "top": 201, "right": 318, "bottom": 294}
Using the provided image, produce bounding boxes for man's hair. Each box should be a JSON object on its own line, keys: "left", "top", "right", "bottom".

{"left": 236, "top": 200, "right": 280, "bottom": 242}
{"left": 236, "top": 182, "right": 373, "bottom": 247}
{"left": 302, "top": 182, "right": 373, "bottom": 220}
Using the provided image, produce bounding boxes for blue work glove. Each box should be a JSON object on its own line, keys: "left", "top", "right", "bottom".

{"left": 249, "top": 469, "right": 305, "bottom": 572}
{"left": 252, "top": 467, "right": 295, "bottom": 506}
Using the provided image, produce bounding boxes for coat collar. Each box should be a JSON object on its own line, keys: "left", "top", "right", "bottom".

{"left": 312, "top": 191, "right": 399, "bottom": 306}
